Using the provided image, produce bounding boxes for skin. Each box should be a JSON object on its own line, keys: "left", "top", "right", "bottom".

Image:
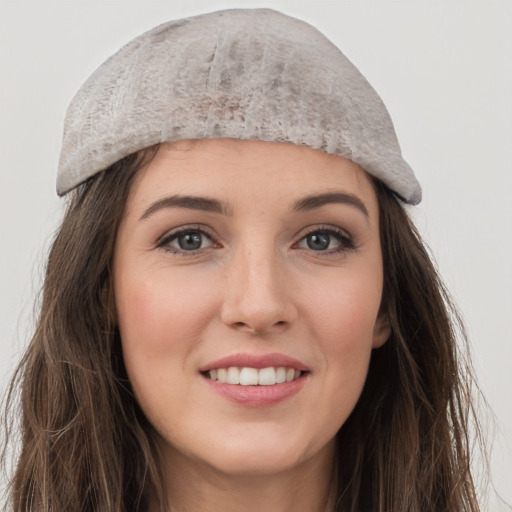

{"left": 113, "top": 139, "right": 390, "bottom": 512}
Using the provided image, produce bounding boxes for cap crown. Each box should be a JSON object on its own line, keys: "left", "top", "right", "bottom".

{"left": 57, "top": 8, "right": 421, "bottom": 204}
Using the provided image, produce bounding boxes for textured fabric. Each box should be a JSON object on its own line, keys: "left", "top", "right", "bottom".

{"left": 57, "top": 8, "right": 421, "bottom": 204}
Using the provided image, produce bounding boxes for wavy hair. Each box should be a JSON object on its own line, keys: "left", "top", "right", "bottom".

{"left": 2, "top": 149, "right": 483, "bottom": 511}
{"left": 334, "top": 179, "right": 482, "bottom": 511}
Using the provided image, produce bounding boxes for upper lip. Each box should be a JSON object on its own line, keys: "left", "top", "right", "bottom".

{"left": 199, "top": 352, "right": 310, "bottom": 372}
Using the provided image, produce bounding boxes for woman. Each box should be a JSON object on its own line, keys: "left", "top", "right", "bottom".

{"left": 2, "top": 8, "right": 485, "bottom": 512}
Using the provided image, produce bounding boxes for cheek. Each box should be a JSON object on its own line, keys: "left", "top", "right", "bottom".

{"left": 299, "top": 265, "right": 383, "bottom": 428}
{"left": 114, "top": 266, "right": 217, "bottom": 396}
{"left": 113, "top": 264, "right": 227, "bottom": 445}
{"left": 316, "top": 287, "right": 378, "bottom": 376}
{"left": 305, "top": 266, "right": 383, "bottom": 352}
{"left": 116, "top": 263, "right": 215, "bottom": 341}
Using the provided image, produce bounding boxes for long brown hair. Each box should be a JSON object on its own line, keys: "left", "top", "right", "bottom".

{"left": 334, "top": 180, "right": 482, "bottom": 511}
{"left": 2, "top": 149, "right": 483, "bottom": 511}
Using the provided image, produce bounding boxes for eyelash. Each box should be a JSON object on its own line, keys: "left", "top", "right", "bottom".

{"left": 296, "top": 225, "right": 357, "bottom": 254}
{"left": 156, "top": 225, "right": 357, "bottom": 256}
{"left": 156, "top": 225, "right": 218, "bottom": 255}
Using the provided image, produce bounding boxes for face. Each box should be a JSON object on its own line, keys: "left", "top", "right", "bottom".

{"left": 113, "top": 139, "right": 389, "bottom": 479}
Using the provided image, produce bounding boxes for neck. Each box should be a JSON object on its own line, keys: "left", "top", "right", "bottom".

{"left": 152, "top": 440, "right": 337, "bottom": 512}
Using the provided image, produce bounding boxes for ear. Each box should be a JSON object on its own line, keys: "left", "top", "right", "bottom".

{"left": 372, "top": 312, "right": 391, "bottom": 348}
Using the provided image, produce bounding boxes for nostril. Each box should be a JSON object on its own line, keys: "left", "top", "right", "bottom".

{"left": 229, "top": 319, "right": 289, "bottom": 335}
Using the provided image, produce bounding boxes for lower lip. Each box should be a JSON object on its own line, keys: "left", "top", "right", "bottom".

{"left": 202, "top": 374, "right": 308, "bottom": 407}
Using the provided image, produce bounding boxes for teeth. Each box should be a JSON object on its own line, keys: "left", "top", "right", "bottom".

{"left": 208, "top": 366, "right": 303, "bottom": 385}
{"left": 276, "top": 367, "right": 286, "bottom": 384}
{"left": 227, "top": 367, "right": 240, "bottom": 384}
{"left": 258, "top": 367, "right": 276, "bottom": 385}
{"left": 239, "top": 367, "right": 258, "bottom": 385}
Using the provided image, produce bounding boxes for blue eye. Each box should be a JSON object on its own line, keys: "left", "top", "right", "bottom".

{"left": 158, "top": 228, "right": 214, "bottom": 252}
{"left": 305, "top": 233, "right": 331, "bottom": 251}
{"left": 297, "top": 228, "right": 355, "bottom": 253}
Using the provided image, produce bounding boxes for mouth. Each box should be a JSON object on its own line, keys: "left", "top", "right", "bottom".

{"left": 199, "top": 353, "right": 310, "bottom": 406}
{"left": 202, "top": 367, "right": 306, "bottom": 386}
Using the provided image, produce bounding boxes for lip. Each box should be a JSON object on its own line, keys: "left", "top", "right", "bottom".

{"left": 203, "top": 373, "right": 308, "bottom": 407}
{"left": 199, "top": 352, "right": 310, "bottom": 407}
{"left": 199, "top": 352, "right": 310, "bottom": 372}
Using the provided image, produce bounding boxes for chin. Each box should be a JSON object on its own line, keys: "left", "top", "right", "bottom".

{"left": 161, "top": 425, "right": 318, "bottom": 478}
{"left": 220, "top": 431, "right": 335, "bottom": 479}
{"left": 219, "top": 444, "right": 305, "bottom": 476}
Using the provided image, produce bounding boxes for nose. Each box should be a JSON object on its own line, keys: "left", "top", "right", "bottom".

{"left": 220, "top": 244, "right": 297, "bottom": 335}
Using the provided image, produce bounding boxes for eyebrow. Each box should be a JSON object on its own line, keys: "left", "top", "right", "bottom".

{"left": 139, "top": 195, "right": 233, "bottom": 220}
{"left": 139, "top": 191, "right": 369, "bottom": 221}
{"left": 293, "top": 192, "right": 369, "bottom": 218}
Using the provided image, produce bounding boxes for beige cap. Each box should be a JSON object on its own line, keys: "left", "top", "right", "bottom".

{"left": 57, "top": 8, "right": 421, "bottom": 204}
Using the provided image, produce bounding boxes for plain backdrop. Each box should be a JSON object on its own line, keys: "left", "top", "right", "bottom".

{"left": 1, "top": 1, "right": 511, "bottom": 509}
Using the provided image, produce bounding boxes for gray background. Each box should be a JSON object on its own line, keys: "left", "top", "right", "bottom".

{"left": 1, "top": 1, "right": 511, "bottom": 509}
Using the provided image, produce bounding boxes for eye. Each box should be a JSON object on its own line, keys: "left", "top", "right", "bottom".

{"left": 157, "top": 227, "right": 215, "bottom": 253}
{"left": 296, "top": 227, "right": 355, "bottom": 253}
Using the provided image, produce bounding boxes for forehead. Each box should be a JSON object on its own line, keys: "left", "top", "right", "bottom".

{"left": 126, "top": 139, "right": 379, "bottom": 219}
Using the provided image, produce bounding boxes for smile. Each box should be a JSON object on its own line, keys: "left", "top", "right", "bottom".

{"left": 206, "top": 367, "right": 303, "bottom": 386}
{"left": 200, "top": 353, "right": 310, "bottom": 406}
